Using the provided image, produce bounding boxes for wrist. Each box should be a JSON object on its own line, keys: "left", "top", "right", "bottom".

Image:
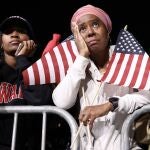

{"left": 108, "top": 97, "right": 119, "bottom": 112}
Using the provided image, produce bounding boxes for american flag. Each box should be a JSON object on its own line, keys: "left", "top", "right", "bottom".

{"left": 101, "top": 29, "right": 150, "bottom": 90}
{"left": 22, "top": 40, "right": 79, "bottom": 85}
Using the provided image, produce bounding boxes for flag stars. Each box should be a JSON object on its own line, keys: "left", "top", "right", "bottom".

{"left": 115, "top": 29, "right": 145, "bottom": 54}
{"left": 129, "top": 44, "right": 132, "bottom": 46}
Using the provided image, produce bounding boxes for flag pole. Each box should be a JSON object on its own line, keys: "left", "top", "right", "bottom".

{"left": 124, "top": 25, "right": 128, "bottom": 31}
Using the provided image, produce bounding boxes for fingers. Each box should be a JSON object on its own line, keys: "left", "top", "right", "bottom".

{"left": 22, "top": 40, "right": 36, "bottom": 50}
{"left": 71, "top": 22, "right": 80, "bottom": 40}
{"left": 79, "top": 112, "right": 90, "bottom": 125}
{"left": 71, "top": 22, "right": 90, "bottom": 57}
{"left": 15, "top": 43, "right": 24, "bottom": 56}
{"left": 17, "top": 40, "right": 37, "bottom": 56}
{"left": 79, "top": 107, "right": 94, "bottom": 126}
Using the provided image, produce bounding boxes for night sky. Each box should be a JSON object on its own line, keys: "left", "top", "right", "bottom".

{"left": 0, "top": 0, "right": 149, "bottom": 54}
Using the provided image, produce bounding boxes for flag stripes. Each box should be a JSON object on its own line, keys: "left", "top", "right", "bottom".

{"left": 23, "top": 40, "right": 78, "bottom": 85}
{"left": 23, "top": 29, "right": 150, "bottom": 91}
{"left": 101, "top": 29, "right": 150, "bottom": 90}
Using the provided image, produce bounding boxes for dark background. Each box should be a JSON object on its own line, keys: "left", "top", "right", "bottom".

{"left": 0, "top": 1, "right": 149, "bottom": 149}
{"left": 0, "top": 0, "right": 149, "bottom": 54}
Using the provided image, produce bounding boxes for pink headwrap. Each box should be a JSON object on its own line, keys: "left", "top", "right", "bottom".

{"left": 71, "top": 4, "right": 112, "bottom": 33}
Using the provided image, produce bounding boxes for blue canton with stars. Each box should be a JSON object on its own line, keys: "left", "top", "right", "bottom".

{"left": 114, "top": 29, "right": 145, "bottom": 54}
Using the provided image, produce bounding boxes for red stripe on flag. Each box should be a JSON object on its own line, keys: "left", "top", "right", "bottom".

{"left": 42, "top": 55, "right": 51, "bottom": 83}
{"left": 32, "top": 63, "right": 40, "bottom": 85}
{"left": 50, "top": 49, "right": 60, "bottom": 83}
{"left": 118, "top": 54, "right": 134, "bottom": 86}
{"left": 139, "top": 58, "right": 150, "bottom": 89}
{"left": 101, "top": 53, "right": 116, "bottom": 81}
{"left": 57, "top": 44, "right": 69, "bottom": 74}
{"left": 22, "top": 70, "right": 29, "bottom": 85}
{"left": 66, "top": 41, "right": 76, "bottom": 61}
{"left": 129, "top": 55, "right": 143, "bottom": 87}
{"left": 109, "top": 53, "right": 125, "bottom": 83}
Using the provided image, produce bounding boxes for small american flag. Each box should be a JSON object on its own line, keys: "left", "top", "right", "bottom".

{"left": 22, "top": 40, "right": 79, "bottom": 85}
{"left": 101, "top": 29, "right": 150, "bottom": 90}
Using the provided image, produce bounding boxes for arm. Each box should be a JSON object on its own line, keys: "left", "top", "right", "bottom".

{"left": 52, "top": 55, "right": 90, "bottom": 109}
{"left": 53, "top": 22, "right": 90, "bottom": 109}
{"left": 16, "top": 55, "right": 31, "bottom": 71}
{"left": 16, "top": 40, "right": 37, "bottom": 70}
{"left": 118, "top": 89, "right": 150, "bottom": 113}
{"left": 79, "top": 89, "right": 150, "bottom": 128}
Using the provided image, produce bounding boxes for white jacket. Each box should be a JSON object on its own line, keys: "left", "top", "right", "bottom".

{"left": 52, "top": 46, "right": 150, "bottom": 150}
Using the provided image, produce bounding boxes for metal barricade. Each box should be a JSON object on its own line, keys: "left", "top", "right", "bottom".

{"left": 0, "top": 106, "right": 79, "bottom": 150}
{"left": 121, "top": 104, "right": 150, "bottom": 150}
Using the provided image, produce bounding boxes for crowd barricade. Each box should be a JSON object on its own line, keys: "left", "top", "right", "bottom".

{"left": 0, "top": 106, "right": 79, "bottom": 150}
{"left": 121, "top": 104, "right": 150, "bottom": 150}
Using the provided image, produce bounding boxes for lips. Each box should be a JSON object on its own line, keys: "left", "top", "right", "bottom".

{"left": 9, "top": 41, "right": 21, "bottom": 47}
{"left": 10, "top": 41, "right": 20, "bottom": 44}
{"left": 88, "top": 40, "right": 98, "bottom": 47}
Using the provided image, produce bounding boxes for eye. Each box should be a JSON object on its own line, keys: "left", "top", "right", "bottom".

{"left": 92, "top": 21, "right": 99, "bottom": 28}
{"left": 79, "top": 25, "right": 86, "bottom": 33}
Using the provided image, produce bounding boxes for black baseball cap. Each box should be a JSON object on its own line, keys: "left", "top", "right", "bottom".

{"left": 0, "top": 16, "right": 34, "bottom": 39}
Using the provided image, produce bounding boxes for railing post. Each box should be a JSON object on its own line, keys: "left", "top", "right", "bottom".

{"left": 0, "top": 106, "right": 79, "bottom": 150}
{"left": 121, "top": 104, "right": 150, "bottom": 150}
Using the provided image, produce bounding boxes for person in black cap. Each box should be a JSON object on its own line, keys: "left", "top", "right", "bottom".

{"left": 0, "top": 16, "right": 55, "bottom": 150}
{"left": 0, "top": 16, "right": 34, "bottom": 39}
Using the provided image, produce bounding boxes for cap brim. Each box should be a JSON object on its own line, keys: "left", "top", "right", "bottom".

{"left": 0, "top": 18, "right": 29, "bottom": 32}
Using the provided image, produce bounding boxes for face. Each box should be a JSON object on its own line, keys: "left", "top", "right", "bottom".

{"left": 1, "top": 27, "right": 30, "bottom": 55}
{"left": 77, "top": 14, "right": 109, "bottom": 55}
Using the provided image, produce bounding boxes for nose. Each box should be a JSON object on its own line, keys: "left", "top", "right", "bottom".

{"left": 87, "top": 26, "right": 95, "bottom": 37}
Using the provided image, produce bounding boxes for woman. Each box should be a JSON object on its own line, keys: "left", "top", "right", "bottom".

{"left": 52, "top": 4, "right": 150, "bottom": 150}
{"left": 0, "top": 16, "right": 53, "bottom": 150}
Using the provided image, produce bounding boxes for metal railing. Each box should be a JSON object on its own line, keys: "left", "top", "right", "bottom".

{"left": 121, "top": 104, "right": 150, "bottom": 150}
{"left": 0, "top": 106, "right": 79, "bottom": 150}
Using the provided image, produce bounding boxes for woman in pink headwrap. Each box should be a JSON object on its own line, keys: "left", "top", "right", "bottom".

{"left": 53, "top": 4, "right": 150, "bottom": 150}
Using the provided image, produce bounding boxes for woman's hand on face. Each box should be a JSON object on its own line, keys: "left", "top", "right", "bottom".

{"left": 71, "top": 22, "right": 90, "bottom": 58}
{"left": 15, "top": 40, "right": 37, "bottom": 56}
{"left": 79, "top": 102, "right": 112, "bottom": 129}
